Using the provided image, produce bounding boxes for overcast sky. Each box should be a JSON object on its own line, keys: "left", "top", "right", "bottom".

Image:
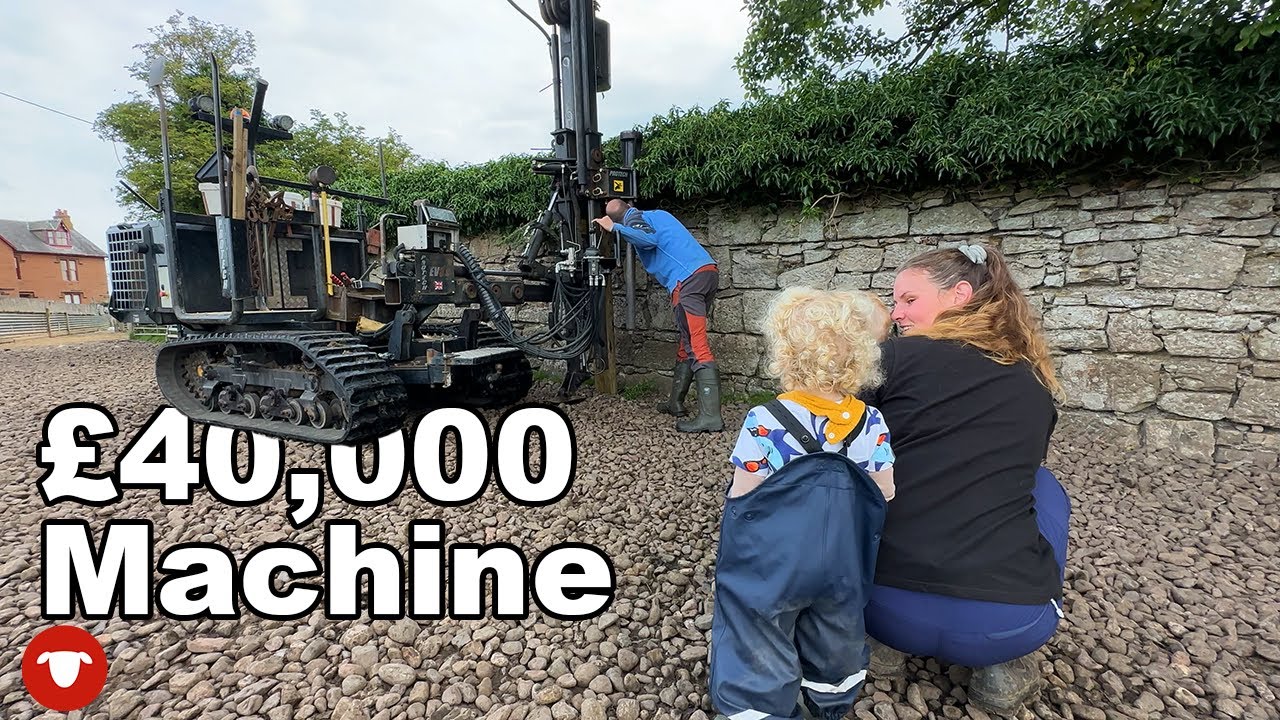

{"left": 0, "top": 0, "right": 768, "bottom": 250}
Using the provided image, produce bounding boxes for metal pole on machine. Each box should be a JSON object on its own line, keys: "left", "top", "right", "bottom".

{"left": 530, "top": 0, "right": 640, "bottom": 398}
{"left": 567, "top": 0, "right": 616, "bottom": 395}
{"left": 537, "top": 0, "right": 614, "bottom": 397}
{"left": 148, "top": 57, "right": 173, "bottom": 199}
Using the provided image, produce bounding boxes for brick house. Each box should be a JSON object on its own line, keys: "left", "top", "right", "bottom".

{"left": 0, "top": 210, "right": 108, "bottom": 304}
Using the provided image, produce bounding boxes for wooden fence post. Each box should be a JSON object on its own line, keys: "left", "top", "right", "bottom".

{"left": 45, "top": 307, "right": 52, "bottom": 337}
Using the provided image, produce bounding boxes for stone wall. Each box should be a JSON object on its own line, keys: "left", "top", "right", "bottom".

{"left": 595, "top": 165, "right": 1280, "bottom": 468}
{"left": 0, "top": 296, "right": 108, "bottom": 314}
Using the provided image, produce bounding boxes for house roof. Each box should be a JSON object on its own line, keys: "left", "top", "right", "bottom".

{"left": 0, "top": 218, "right": 106, "bottom": 258}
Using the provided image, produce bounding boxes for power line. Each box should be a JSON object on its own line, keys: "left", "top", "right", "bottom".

{"left": 0, "top": 88, "right": 129, "bottom": 175}
{"left": 0, "top": 89, "right": 94, "bottom": 125}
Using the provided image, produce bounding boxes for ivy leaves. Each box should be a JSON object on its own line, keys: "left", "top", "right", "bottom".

{"left": 628, "top": 33, "right": 1279, "bottom": 211}
{"left": 349, "top": 28, "right": 1278, "bottom": 244}
{"left": 377, "top": 31, "right": 1276, "bottom": 240}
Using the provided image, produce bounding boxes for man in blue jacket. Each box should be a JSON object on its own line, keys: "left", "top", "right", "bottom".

{"left": 595, "top": 199, "right": 723, "bottom": 432}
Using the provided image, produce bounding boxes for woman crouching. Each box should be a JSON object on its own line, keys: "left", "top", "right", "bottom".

{"left": 860, "top": 243, "right": 1070, "bottom": 714}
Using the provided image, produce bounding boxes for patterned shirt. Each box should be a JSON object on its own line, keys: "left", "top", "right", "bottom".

{"left": 730, "top": 399, "right": 896, "bottom": 500}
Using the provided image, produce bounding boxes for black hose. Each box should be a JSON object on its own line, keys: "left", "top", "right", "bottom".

{"left": 508, "top": 0, "right": 554, "bottom": 43}
{"left": 453, "top": 238, "right": 598, "bottom": 361}
{"left": 454, "top": 241, "right": 514, "bottom": 329}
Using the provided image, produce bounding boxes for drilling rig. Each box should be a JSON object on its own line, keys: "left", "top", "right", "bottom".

{"left": 107, "top": 0, "right": 641, "bottom": 445}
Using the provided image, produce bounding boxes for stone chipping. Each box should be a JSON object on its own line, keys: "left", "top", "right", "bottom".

{"left": 0, "top": 339, "right": 1276, "bottom": 720}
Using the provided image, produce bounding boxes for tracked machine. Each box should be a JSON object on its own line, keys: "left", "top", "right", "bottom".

{"left": 108, "top": 0, "right": 642, "bottom": 445}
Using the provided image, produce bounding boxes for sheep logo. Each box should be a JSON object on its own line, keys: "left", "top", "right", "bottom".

{"left": 36, "top": 650, "right": 94, "bottom": 688}
{"left": 22, "top": 625, "right": 108, "bottom": 712}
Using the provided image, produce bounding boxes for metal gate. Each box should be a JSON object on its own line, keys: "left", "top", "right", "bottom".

{"left": 0, "top": 308, "right": 113, "bottom": 343}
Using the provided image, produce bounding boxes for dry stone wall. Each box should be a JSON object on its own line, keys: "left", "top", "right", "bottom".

{"left": 449, "top": 167, "right": 1279, "bottom": 465}
{"left": 598, "top": 166, "right": 1280, "bottom": 468}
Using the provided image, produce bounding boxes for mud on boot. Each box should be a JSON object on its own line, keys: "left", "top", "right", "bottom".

{"left": 968, "top": 654, "right": 1045, "bottom": 715}
{"left": 676, "top": 364, "right": 723, "bottom": 432}
{"left": 868, "top": 638, "right": 907, "bottom": 681}
{"left": 656, "top": 360, "right": 694, "bottom": 417}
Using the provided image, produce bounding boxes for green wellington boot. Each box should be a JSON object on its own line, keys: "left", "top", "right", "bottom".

{"left": 676, "top": 364, "right": 724, "bottom": 432}
{"left": 656, "top": 361, "right": 694, "bottom": 417}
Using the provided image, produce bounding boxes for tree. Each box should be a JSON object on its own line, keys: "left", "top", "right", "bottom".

{"left": 735, "top": 0, "right": 1280, "bottom": 96}
{"left": 95, "top": 12, "right": 420, "bottom": 220}
{"left": 257, "top": 111, "right": 419, "bottom": 195}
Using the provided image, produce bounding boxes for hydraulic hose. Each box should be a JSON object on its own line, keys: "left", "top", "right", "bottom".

{"left": 454, "top": 238, "right": 598, "bottom": 361}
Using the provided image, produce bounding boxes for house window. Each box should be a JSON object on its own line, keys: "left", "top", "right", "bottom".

{"left": 47, "top": 230, "right": 71, "bottom": 247}
{"left": 60, "top": 259, "right": 79, "bottom": 282}
{"left": 13, "top": 255, "right": 20, "bottom": 280}
{"left": 64, "top": 292, "right": 82, "bottom": 304}
{"left": 20, "top": 291, "right": 36, "bottom": 298}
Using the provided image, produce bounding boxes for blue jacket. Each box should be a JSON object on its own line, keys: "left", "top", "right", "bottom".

{"left": 613, "top": 208, "right": 715, "bottom": 292}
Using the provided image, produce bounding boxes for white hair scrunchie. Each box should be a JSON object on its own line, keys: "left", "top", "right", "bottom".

{"left": 958, "top": 244, "right": 987, "bottom": 265}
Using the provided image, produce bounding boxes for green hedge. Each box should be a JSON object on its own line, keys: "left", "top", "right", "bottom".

{"left": 339, "top": 31, "right": 1280, "bottom": 238}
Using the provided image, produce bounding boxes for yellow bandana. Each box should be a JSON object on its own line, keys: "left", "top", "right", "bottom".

{"left": 778, "top": 391, "right": 867, "bottom": 445}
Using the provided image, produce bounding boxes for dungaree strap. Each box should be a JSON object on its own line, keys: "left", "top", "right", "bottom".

{"left": 764, "top": 399, "right": 867, "bottom": 455}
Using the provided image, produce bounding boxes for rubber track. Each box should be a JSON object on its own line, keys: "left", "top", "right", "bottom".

{"left": 156, "top": 331, "right": 408, "bottom": 446}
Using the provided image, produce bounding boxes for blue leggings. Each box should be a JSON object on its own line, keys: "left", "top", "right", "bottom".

{"left": 864, "top": 468, "right": 1070, "bottom": 668}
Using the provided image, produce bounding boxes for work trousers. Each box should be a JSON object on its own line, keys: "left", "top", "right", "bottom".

{"left": 709, "top": 455, "right": 886, "bottom": 720}
{"left": 865, "top": 467, "right": 1070, "bottom": 667}
{"left": 673, "top": 265, "right": 717, "bottom": 372}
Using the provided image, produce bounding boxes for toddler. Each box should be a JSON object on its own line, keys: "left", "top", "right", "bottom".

{"left": 709, "top": 286, "right": 895, "bottom": 720}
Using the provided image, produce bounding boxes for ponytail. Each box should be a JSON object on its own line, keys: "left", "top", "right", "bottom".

{"left": 900, "top": 244, "right": 1063, "bottom": 401}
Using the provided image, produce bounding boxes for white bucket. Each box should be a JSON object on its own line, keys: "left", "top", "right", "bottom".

{"left": 199, "top": 183, "right": 223, "bottom": 215}
{"left": 282, "top": 191, "right": 307, "bottom": 211}
{"left": 320, "top": 197, "right": 343, "bottom": 227}
{"left": 201, "top": 184, "right": 341, "bottom": 226}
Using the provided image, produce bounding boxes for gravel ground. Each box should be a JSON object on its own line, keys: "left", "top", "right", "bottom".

{"left": 0, "top": 339, "right": 1277, "bottom": 720}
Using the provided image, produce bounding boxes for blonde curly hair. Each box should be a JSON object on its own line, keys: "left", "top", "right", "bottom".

{"left": 760, "top": 286, "right": 886, "bottom": 395}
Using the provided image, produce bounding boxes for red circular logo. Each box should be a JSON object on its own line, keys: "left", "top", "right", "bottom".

{"left": 22, "top": 625, "right": 108, "bottom": 712}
